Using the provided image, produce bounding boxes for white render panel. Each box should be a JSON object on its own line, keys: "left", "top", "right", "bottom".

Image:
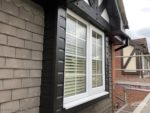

{"left": 101, "top": 9, "right": 110, "bottom": 23}
{"left": 84, "top": 0, "right": 103, "bottom": 6}
{"left": 123, "top": 45, "right": 137, "bottom": 72}
{"left": 98, "top": 0, "right": 103, "bottom": 6}
{"left": 84, "top": 0, "right": 89, "bottom": 5}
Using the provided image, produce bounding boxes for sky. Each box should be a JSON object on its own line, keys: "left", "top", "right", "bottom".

{"left": 123, "top": 0, "right": 150, "bottom": 50}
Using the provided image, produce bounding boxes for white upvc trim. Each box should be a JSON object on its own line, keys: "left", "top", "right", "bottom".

{"left": 84, "top": 0, "right": 89, "bottom": 5}
{"left": 63, "top": 91, "right": 109, "bottom": 109}
{"left": 101, "top": 9, "right": 110, "bottom": 23}
{"left": 133, "top": 93, "right": 150, "bottom": 113}
{"left": 86, "top": 17, "right": 91, "bottom": 95}
{"left": 89, "top": 25, "right": 105, "bottom": 95}
{"left": 64, "top": 9, "right": 90, "bottom": 105}
{"left": 98, "top": 0, "right": 103, "bottom": 6}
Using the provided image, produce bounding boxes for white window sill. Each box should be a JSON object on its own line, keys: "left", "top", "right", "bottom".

{"left": 63, "top": 91, "right": 109, "bottom": 109}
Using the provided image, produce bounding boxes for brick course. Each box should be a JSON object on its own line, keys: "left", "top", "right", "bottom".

{"left": 0, "top": 0, "right": 44, "bottom": 113}
{"left": 1, "top": 101, "right": 20, "bottom": 113}
{"left": 0, "top": 90, "right": 11, "bottom": 103}
{"left": 0, "top": 34, "right": 7, "bottom": 44}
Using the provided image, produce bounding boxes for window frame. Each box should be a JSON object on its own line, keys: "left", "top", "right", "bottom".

{"left": 90, "top": 25, "right": 106, "bottom": 94}
{"left": 63, "top": 9, "right": 109, "bottom": 109}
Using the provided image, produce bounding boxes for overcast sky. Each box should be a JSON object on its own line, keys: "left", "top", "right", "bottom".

{"left": 123, "top": 0, "right": 150, "bottom": 50}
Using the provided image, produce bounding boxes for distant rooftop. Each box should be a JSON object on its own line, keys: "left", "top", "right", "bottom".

{"left": 132, "top": 38, "right": 149, "bottom": 54}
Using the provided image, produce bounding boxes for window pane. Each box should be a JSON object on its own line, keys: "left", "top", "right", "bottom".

{"left": 65, "top": 55, "right": 76, "bottom": 74}
{"left": 92, "top": 31, "right": 103, "bottom": 88}
{"left": 92, "top": 31, "right": 97, "bottom": 38}
{"left": 97, "top": 34, "right": 102, "bottom": 46}
{"left": 92, "top": 75, "right": 97, "bottom": 88}
{"left": 66, "top": 16, "right": 76, "bottom": 35}
{"left": 66, "top": 35, "right": 76, "bottom": 55}
{"left": 97, "top": 75, "right": 103, "bottom": 86}
{"left": 96, "top": 34, "right": 102, "bottom": 60}
{"left": 97, "top": 60, "right": 102, "bottom": 74}
{"left": 66, "top": 34, "right": 76, "bottom": 45}
{"left": 77, "top": 58, "right": 86, "bottom": 74}
{"left": 77, "top": 39, "right": 86, "bottom": 56}
{"left": 77, "top": 22, "right": 86, "bottom": 40}
{"left": 92, "top": 60, "right": 96, "bottom": 74}
{"left": 92, "top": 37, "right": 96, "bottom": 58}
{"left": 64, "top": 74, "right": 75, "bottom": 97}
{"left": 76, "top": 74, "right": 86, "bottom": 94}
{"left": 64, "top": 16, "right": 87, "bottom": 97}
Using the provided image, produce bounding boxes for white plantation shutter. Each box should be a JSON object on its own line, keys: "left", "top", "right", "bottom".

{"left": 64, "top": 16, "right": 86, "bottom": 97}
{"left": 92, "top": 31, "right": 103, "bottom": 88}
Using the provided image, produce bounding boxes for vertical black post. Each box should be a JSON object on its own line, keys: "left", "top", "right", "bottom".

{"left": 40, "top": 1, "right": 67, "bottom": 113}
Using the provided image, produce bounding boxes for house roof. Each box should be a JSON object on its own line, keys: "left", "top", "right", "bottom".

{"left": 107, "top": 0, "right": 130, "bottom": 47}
{"left": 132, "top": 38, "right": 149, "bottom": 54}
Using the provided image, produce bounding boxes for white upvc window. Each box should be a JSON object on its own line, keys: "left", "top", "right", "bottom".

{"left": 63, "top": 10, "right": 108, "bottom": 109}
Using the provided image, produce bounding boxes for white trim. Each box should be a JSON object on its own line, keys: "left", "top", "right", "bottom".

{"left": 101, "top": 9, "right": 110, "bottom": 23}
{"left": 64, "top": 9, "right": 107, "bottom": 108}
{"left": 86, "top": 18, "right": 91, "bottom": 95}
{"left": 127, "top": 88, "right": 150, "bottom": 92}
{"left": 98, "top": 0, "right": 103, "bottom": 6}
{"left": 133, "top": 93, "right": 150, "bottom": 113}
{"left": 84, "top": 0, "right": 89, "bottom": 5}
{"left": 116, "top": 81, "right": 150, "bottom": 86}
{"left": 64, "top": 91, "right": 109, "bottom": 109}
{"left": 115, "top": 69, "right": 150, "bottom": 71}
{"left": 89, "top": 25, "right": 105, "bottom": 95}
{"left": 116, "top": 54, "right": 150, "bottom": 58}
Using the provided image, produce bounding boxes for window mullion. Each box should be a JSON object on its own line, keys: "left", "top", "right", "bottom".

{"left": 96, "top": 33, "right": 97, "bottom": 87}
{"left": 75, "top": 20, "right": 78, "bottom": 95}
{"left": 86, "top": 24, "right": 89, "bottom": 94}
{"left": 88, "top": 25, "right": 93, "bottom": 95}
{"left": 102, "top": 34, "right": 105, "bottom": 89}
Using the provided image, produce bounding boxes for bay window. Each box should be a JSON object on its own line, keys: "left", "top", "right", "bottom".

{"left": 63, "top": 10, "right": 108, "bottom": 109}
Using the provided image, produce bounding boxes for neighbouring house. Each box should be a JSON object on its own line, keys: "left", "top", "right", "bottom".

{"left": 133, "top": 38, "right": 150, "bottom": 77}
{"left": 114, "top": 38, "right": 150, "bottom": 112}
{"left": 0, "top": 0, "right": 130, "bottom": 113}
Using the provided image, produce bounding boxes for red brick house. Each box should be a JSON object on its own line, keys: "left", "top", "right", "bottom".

{"left": 113, "top": 38, "right": 150, "bottom": 112}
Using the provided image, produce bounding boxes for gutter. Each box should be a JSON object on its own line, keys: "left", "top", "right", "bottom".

{"left": 109, "top": 30, "right": 130, "bottom": 51}
{"left": 115, "top": 37, "right": 128, "bottom": 51}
